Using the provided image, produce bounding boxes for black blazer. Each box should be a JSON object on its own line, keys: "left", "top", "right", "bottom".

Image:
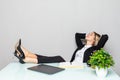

{"left": 70, "top": 33, "right": 108, "bottom": 63}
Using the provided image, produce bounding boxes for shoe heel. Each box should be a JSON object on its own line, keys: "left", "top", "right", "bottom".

{"left": 17, "top": 39, "right": 25, "bottom": 59}
{"left": 14, "top": 50, "right": 25, "bottom": 64}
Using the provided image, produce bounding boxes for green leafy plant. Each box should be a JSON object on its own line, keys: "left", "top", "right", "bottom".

{"left": 88, "top": 48, "right": 115, "bottom": 69}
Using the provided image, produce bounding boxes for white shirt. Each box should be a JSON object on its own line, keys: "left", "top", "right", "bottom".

{"left": 73, "top": 45, "right": 92, "bottom": 63}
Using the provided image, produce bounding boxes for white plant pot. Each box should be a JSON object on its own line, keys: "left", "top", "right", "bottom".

{"left": 95, "top": 66, "right": 108, "bottom": 78}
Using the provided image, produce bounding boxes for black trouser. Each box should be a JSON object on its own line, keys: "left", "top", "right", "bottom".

{"left": 36, "top": 54, "right": 65, "bottom": 63}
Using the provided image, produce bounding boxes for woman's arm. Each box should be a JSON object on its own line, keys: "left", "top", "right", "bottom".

{"left": 70, "top": 33, "right": 86, "bottom": 62}
{"left": 75, "top": 33, "right": 86, "bottom": 48}
{"left": 96, "top": 34, "right": 108, "bottom": 49}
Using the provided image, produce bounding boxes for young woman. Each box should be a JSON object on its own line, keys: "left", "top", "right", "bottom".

{"left": 14, "top": 31, "right": 108, "bottom": 64}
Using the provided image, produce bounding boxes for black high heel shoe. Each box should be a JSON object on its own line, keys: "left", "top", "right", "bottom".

{"left": 14, "top": 50, "right": 25, "bottom": 64}
{"left": 16, "top": 39, "right": 25, "bottom": 59}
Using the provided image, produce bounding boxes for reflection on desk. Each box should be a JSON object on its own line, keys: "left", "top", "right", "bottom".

{"left": 0, "top": 62, "right": 120, "bottom": 80}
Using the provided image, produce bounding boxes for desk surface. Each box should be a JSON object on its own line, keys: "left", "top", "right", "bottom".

{"left": 0, "top": 62, "right": 120, "bottom": 80}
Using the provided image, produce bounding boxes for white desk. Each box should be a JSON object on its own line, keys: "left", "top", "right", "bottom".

{"left": 0, "top": 62, "right": 120, "bottom": 80}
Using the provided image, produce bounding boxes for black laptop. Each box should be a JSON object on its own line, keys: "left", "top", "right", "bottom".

{"left": 27, "top": 64, "right": 65, "bottom": 74}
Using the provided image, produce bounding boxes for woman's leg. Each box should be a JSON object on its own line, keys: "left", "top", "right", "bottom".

{"left": 36, "top": 54, "right": 65, "bottom": 63}
{"left": 14, "top": 40, "right": 65, "bottom": 64}
{"left": 14, "top": 41, "right": 38, "bottom": 63}
{"left": 15, "top": 48, "right": 38, "bottom": 64}
{"left": 23, "top": 57, "right": 38, "bottom": 64}
{"left": 21, "top": 46, "right": 37, "bottom": 58}
{"left": 20, "top": 46, "right": 39, "bottom": 63}
{"left": 21, "top": 46, "right": 65, "bottom": 63}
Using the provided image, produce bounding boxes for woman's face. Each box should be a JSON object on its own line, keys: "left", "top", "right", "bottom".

{"left": 85, "top": 32, "right": 95, "bottom": 42}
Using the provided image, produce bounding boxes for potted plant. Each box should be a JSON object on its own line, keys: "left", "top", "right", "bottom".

{"left": 88, "top": 48, "right": 115, "bottom": 78}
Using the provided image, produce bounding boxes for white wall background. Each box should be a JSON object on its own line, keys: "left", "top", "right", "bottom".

{"left": 0, "top": 0, "right": 120, "bottom": 75}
